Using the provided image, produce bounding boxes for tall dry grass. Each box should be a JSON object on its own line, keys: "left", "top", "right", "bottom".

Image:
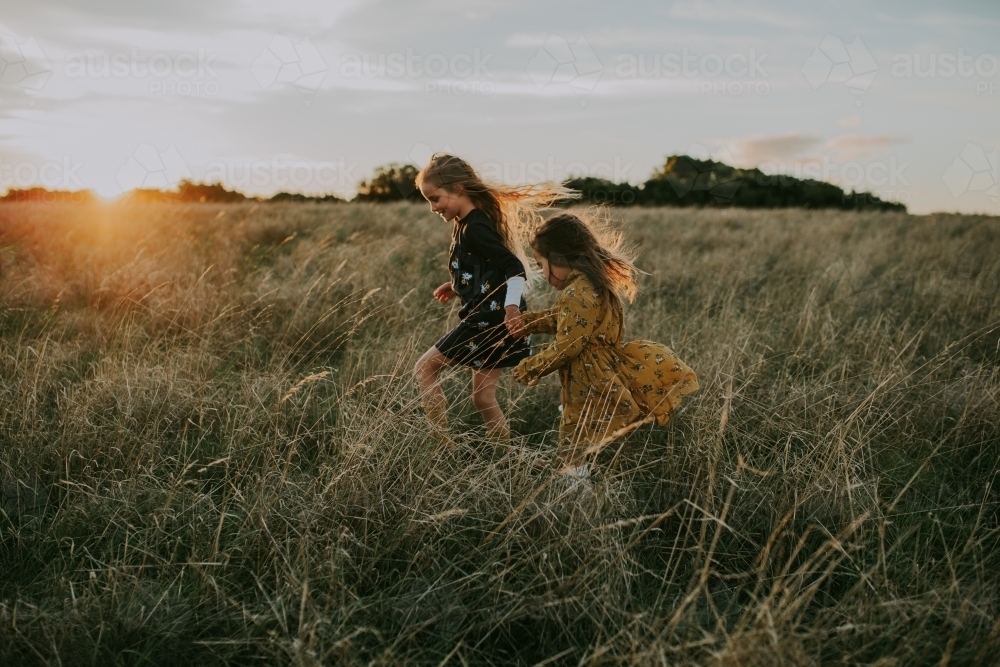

{"left": 0, "top": 201, "right": 998, "bottom": 666}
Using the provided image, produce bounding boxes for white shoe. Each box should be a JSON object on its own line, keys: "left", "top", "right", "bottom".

{"left": 559, "top": 464, "right": 591, "bottom": 492}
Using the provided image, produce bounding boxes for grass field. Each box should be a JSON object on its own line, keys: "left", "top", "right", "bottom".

{"left": 0, "top": 201, "right": 998, "bottom": 666}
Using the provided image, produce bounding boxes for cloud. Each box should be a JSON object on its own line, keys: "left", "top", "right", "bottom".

{"left": 913, "top": 11, "right": 1000, "bottom": 29}
{"left": 824, "top": 133, "right": 909, "bottom": 161}
{"left": 505, "top": 27, "right": 769, "bottom": 52}
{"left": 334, "top": 0, "right": 527, "bottom": 48}
{"left": 713, "top": 131, "right": 910, "bottom": 170}
{"left": 0, "top": 0, "right": 995, "bottom": 216}
{"left": 724, "top": 132, "right": 823, "bottom": 167}
{"left": 666, "top": 0, "right": 814, "bottom": 31}
{"left": 0, "top": 0, "right": 239, "bottom": 33}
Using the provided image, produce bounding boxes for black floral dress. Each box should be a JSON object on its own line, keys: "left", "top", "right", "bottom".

{"left": 434, "top": 209, "right": 532, "bottom": 370}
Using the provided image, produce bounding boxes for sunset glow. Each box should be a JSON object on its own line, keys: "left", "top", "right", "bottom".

{"left": 1, "top": 1, "right": 998, "bottom": 213}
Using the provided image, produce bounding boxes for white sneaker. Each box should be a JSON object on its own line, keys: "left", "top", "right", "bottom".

{"left": 559, "top": 464, "right": 591, "bottom": 492}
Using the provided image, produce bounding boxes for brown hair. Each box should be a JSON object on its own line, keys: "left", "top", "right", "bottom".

{"left": 531, "top": 211, "right": 638, "bottom": 321}
{"left": 415, "top": 153, "right": 574, "bottom": 278}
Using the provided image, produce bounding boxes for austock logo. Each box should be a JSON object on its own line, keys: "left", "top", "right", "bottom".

{"left": 943, "top": 143, "right": 998, "bottom": 206}
{"left": 801, "top": 35, "right": 878, "bottom": 106}
{"left": 338, "top": 48, "right": 495, "bottom": 96}
{"left": 1, "top": 155, "right": 83, "bottom": 190}
{"left": 251, "top": 35, "right": 327, "bottom": 93}
{"left": 526, "top": 35, "right": 603, "bottom": 101}
{"left": 64, "top": 47, "right": 220, "bottom": 97}
{"left": 0, "top": 34, "right": 52, "bottom": 94}
{"left": 116, "top": 143, "right": 191, "bottom": 193}
{"left": 890, "top": 48, "right": 998, "bottom": 96}
{"left": 758, "top": 156, "right": 911, "bottom": 205}
{"left": 203, "top": 157, "right": 359, "bottom": 192}
{"left": 615, "top": 48, "right": 770, "bottom": 97}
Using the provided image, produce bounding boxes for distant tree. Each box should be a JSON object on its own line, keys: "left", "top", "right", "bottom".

{"left": 0, "top": 188, "right": 98, "bottom": 204}
{"left": 118, "top": 181, "right": 250, "bottom": 203}
{"left": 641, "top": 155, "right": 745, "bottom": 206}
{"left": 175, "top": 180, "right": 252, "bottom": 203}
{"left": 564, "top": 156, "right": 904, "bottom": 211}
{"left": 636, "top": 155, "right": 906, "bottom": 212}
{"left": 268, "top": 192, "right": 344, "bottom": 203}
{"left": 1, "top": 158, "right": 906, "bottom": 212}
{"left": 118, "top": 188, "right": 178, "bottom": 203}
{"left": 354, "top": 163, "right": 423, "bottom": 203}
{"left": 119, "top": 181, "right": 268, "bottom": 204}
{"left": 563, "top": 177, "right": 640, "bottom": 206}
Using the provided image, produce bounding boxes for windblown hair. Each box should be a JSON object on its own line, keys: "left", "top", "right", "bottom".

{"left": 531, "top": 211, "right": 639, "bottom": 322}
{"left": 415, "top": 153, "right": 575, "bottom": 279}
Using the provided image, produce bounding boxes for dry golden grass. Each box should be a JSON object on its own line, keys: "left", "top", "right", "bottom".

{"left": 0, "top": 201, "right": 998, "bottom": 666}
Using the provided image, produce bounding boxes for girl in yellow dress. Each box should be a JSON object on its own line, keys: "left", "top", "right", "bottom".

{"left": 512, "top": 212, "right": 699, "bottom": 474}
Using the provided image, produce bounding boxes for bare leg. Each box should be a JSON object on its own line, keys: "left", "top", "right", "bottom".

{"left": 414, "top": 346, "right": 453, "bottom": 440}
{"left": 472, "top": 368, "right": 509, "bottom": 442}
{"left": 415, "top": 346, "right": 451, "bottom": 404}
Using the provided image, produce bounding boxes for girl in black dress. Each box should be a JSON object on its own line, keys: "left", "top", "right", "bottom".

{"left": 413, "top": 154, "right": 569, "bottom": 444}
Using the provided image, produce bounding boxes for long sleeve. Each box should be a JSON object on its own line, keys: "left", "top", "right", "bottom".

{"left": 516, "top": 280, "right": 601, "bottom": 385}
{"left": 521, "top": 309, "right": 557, "bottom": 334}
{"left": 503, "top": 276, "right": 525, "bottom": 307}
{"left": 462, "top": 212, "right": 525, "bottom": 280}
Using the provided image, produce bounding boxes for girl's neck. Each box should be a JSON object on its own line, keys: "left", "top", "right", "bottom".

{"left": 456, "top": 201, "right": 475, "bottom": 221}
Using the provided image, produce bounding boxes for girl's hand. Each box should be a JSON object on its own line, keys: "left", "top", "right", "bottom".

{"left": 433, "top": 282, "right": 456, "bottom": 303}
{"left": 513, "top": 362, "right": 537, "bottom": 386}
{"left": 504, "top": 305, "right": 526, "bottom": 337}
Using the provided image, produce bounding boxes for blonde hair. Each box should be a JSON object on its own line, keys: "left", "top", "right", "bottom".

{"left": 531, "top": 209, "right": 639, "bottom": 321}
{"left": 415, "top": 153, "right": 576, "bottom": 280}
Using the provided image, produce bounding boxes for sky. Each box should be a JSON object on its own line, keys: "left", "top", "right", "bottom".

{"left": 0, "top": 0, "right": 997, "bottom": 214}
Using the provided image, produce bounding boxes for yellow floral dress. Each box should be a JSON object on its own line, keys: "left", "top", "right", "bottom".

{"left": 515, "top": 270, "right": 699, "bottom": 465}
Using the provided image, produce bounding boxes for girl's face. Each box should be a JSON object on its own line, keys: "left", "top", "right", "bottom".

{"left": 533, "top": 248, "right": 572, "bottom": 290}
{"left": 419, "top": 181, "right": 473, "bottom": 222}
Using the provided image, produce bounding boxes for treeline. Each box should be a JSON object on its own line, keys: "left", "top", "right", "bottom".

{"left": 0, "top": 188, "right": 102, "bottom": 204}
{"left": 0, "top": 182, "right": 346, "bottom": 205}
{"left": 331, "top": 159, "right": 906, "bottom": 211}
{"left": 564, "top": 155, "right": 905, "bottom": 211}
{"left": 0, "top": 167, "right": 415, "bottom": 206}
{"left": 125, "top": 180, "right": 347, "bottom": 204}
{"left": 0, "top": 156, "right": 906, "bottom": 212}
